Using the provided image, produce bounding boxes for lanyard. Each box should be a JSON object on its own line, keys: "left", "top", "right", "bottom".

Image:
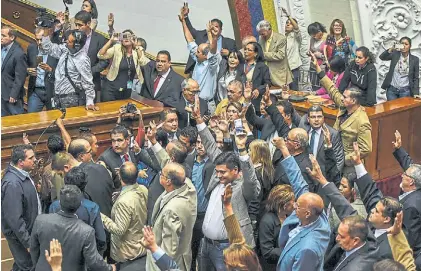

{"left": 126, "top": 56, "right": 133, "bottom": 79}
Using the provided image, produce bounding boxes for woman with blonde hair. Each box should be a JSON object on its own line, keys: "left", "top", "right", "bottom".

{"left": 98, "top": 29, "right": 149, "bottom": 101}
{"left": 258, "top": 184, "right": 295, "bottom": 270}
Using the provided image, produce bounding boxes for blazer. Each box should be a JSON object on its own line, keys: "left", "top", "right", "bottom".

{"left": 298, "top": 115, "right": 345, "bottom": 173}
{"left": 140, "top": 62, "right": 184, "bottom": 107}
{"left": 320, "top": 73, "right": 372, "bottom": 166}
{"left": 97, "top": 43, "right": 149, "bottom": 83}
{"left": 322, "top": 180, "right": 380, "bottom": 271}
{"left": 86, "top": 31, "right": 109, "bottom": 92}
{"left": 97, "top": 147, "right": 157, "bottom": 190}
{"left": 277, "top": 156, "right": 330, "bottom": 271}
{"left": 101, "top": 183, "right": 148, "bottom": 263}
{"left": 339, "top": 61, "right": 377, "bottom": 106}
{"left": 249, "top": 61, "right": 272, "bottom": 114}
{"left": 379, "top": 50, "right": 420, "bottom": 96}
{"left": 1, "top": 165, "right": 39, "bottom": 249}
{"left": 259, "top": 32, "right": 293, "bottom": 87}
{"left": 393, "top": 147, "right": 413, "bottom": 171}
{"left": 184, "top": 16, "right": 236, "bottom": 74}
{"left": 174, "top": 95, "right": 209, "bottom": 129}
{"left": 146, "top": 178, "right": 197, "bottom": 271}
{"left": 400, "top": 189, "right": 421, "bottom": 256}
{"left": 27, "top": 43, "right": 58, "bottom": 109}
{"left": 155, "top": 251, "right": 180, "bottom": 271}
{"left": 30, "top": 212, "right": 111, "bottom": 271}
{"left": 387, "top": 231, "right": 417, "bottom": 271}
{"left": 259, "top": 211, "right": 281, "bottom": 267}
{"left": 199, "top": 125, "right": 261, "bottom": 247}
{"left": 1, "top": 42, "right": 27, "bottom": 101}
{"left": 80, "top": 162, "right": 114, "bottom": 217}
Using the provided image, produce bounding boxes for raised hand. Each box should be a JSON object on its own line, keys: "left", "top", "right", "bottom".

{"left": 222, "top": 183, "right": 233, "bottom": 206}
{"left": 140, "top": 226, "right": 159, "bottom": 252}
{"left": 263, "top": 85, "right": 272, "bottom": 106}
{"left": 387, "top": 211, "right": 403, "bottom": 235}
{"left": 272, "top": 137, "right": 290, "bottom": 158}
{"left": 56, "top": 12, "right": 65, "bottom": 25}
{"left": 281, "top": 7, "right": 289, "bottom": 16}
{"left": 217, "top": 112, "right": 229, "bottom": 133}
{"left": 306, "top": 154, "right": 327, "bottom": 185}
{"left": 191, "top": 94, "right": 202, "bottom": 121}
{"left": 147, "top": 120, "right": 158, "bottom": 145}
{"left": 45, "top": 239, "right": 62, "bottom": 271}
{"left": 182, "top": 2, "right": 189, "bottom": 17}
{"left": 392, "top": 130, "right": 402, "bottom": 149}
{"left": 23, "top": 133, "right": 30, "bottom": 145}
{"left": 234, "top": 132, "right": 247, "bottom": 150}
{"left": 322, "top": 124, "right": 332, "bottom": 147}
{"left": 351, "top": 142, "right": 362, "bottom": 165}
{"left": 243, "top": 81, "right": 253, "bottom": 102}
{"left": 108, "top": 13, "right": 114, "bottom": 27}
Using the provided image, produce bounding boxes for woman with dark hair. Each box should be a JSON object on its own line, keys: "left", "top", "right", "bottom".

{"left": 243, "top": 42, "right": 271, "bottom": 114}
{"left": 316, "top": 55, "right": 346, "bottom": 99}
{"left": 98, "top": 29, "right": 149, "bottom": 101}
{"left": 284, "top": 11, "right": 302, "bottom": 90}
{"left": 216, "top": 50, "right": 246, "bottom": 103}
{"left": 380, "top": 36, "right": 420, "bottom": 100}
{"left": 308, "top": 22, "right": 328, "bottom": 89}
{"left": 339, "top": 46, "right": 378, "bottom": 106}
{"left": 324, "top": 19, "right": 357, "bottom": 64}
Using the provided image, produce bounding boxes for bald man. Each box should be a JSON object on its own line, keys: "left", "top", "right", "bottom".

{"left": 273, "top": 128, "right": 317, "bottom": 193}
{"left": 146, "top": 162, "right": 197, "bottom": 271}
{"left": 275, "top": 138, "right": 330, "bottom": 271}
{"left": 100, "top": 162, "right": 148, "bottom": 268}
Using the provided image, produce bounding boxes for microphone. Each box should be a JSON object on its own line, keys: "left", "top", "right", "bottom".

{"left": 59, "top": 107, "right": 66, "bottom": 119}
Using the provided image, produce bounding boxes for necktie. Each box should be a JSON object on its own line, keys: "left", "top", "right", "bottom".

{"left": 123, "top": 153, "right": 129, "bottom": 162}
{"left": 1, "top": 48, "right": 8, "bottom": 62}
{"left": 153, "top": 75, "right": 162, "bottom": 95}
{"left": 309, "top": 130, "right": 317, "bottom": 154}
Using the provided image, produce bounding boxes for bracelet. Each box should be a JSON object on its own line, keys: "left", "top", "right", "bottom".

{"left": 238, "top": 148, "right": 246, "bottom": 153}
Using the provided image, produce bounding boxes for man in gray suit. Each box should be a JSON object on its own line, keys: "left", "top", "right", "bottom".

{"left": 191, "top": 97, "right": 261, "bottom": 270}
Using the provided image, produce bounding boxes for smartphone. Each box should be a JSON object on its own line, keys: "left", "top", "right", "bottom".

{"left": 113, "top": 32, "right": 121, "bottom": 40}
{"left": 122, "top": 33, "right": 131, "bottom": 40}
{"left": 130, "top": 136, "right": 135, "bottom": 148}
{"left": 395, "top": 44, "right": 404, "bottom": 50}
{"left": 234, "top": 119, "right": 245, "bottom": 135}
{"left": 36, "top": 56, "right": 43, "bottom": 66}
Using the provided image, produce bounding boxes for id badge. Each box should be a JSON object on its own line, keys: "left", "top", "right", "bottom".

{"left": 127, "top": 80, "right": 133, "bottom": 90}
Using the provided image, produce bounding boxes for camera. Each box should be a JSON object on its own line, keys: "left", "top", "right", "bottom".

{"left": 125, "top": 103, "right": 138, "bottom": 114}
{"left": 35, "top": 8, "right": 55, "bottom": 28}
{"left": 63, "top": 0, "right": 73, "bottom": 4}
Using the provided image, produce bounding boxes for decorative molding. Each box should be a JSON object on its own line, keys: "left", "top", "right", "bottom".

{"left": 362, "top": 0, "right": 421, "bottom": 102}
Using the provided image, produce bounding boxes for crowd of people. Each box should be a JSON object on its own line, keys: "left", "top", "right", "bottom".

{"left": 1, "top": 0, "right": 421, "bottom": 271}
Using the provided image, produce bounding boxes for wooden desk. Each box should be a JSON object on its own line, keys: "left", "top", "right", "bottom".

{"left": 292, "top": 97, "right": 421, "bottom": 180}
{"left": 1, "top": 97, "right": 164, "bottom": 169}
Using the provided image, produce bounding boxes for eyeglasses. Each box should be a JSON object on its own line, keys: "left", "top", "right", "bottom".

{"left": 402, "top": 172, "right": 415, "bottom": 180}
{"left": 284, "top": 136, "right": 300, "bottom": 144}
{"left": 84, "top": 148, "right": 92, "bottom": 155}
{"left": 184, "top": 88, "right": 200, "bottom": 94}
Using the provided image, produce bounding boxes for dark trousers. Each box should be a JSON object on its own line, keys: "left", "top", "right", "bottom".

{"left": 6, "top": 235, "right": 33, "bottom": 271}
{"left": 386, "top": 85, "right": 411, "bottom": 101}
{"left": 1, "top": 99, "right": 24, "bottom": 116}
{"left": 191, "top": 213, "right": 205, "bottom": 271}
{"left": 289, "top": 68, "right": 300, "bottom": 91}
{"left": 119, "top": 255, "right": 146, "bottom": 271}
{"left": 53, "top": 93, "right": 83, "bottom": 109}
{"left": 101, "top": 88, "right": 132, "bottom": 102}
{"left": 415, "top": 251, "right": 421, "bottom": 271}
{"left": 198, "top": 238, "right": 230, "bottom": 271}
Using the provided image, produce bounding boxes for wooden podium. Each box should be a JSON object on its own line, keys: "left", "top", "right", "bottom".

{"left": 292, "top": 97, "right": 421, "bottom": 180}
{"left": 1, "top": 97, "right": 164, "bottom": 169}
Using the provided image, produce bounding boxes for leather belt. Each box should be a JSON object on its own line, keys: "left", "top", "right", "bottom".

{"left": 205, "top": 237, "right": 229, "bottom": 246}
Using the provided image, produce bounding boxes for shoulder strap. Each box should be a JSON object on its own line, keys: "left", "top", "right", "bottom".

{"left": 64, "top": 54, "right": 82, "bottom": 93}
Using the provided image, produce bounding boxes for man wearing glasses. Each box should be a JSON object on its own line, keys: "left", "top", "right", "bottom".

{"left": 176, "top": 78, "right": 210, "bottom": 128}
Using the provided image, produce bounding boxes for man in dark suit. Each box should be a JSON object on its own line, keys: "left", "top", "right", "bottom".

{"left": 98, "top": 125, "right": 158, "bottom": 190}
{"left": 180, "top": 4, "right": 236, "bottom": 74}
{"left": 176, "top": 78, "right": 209, "bottom": 129}
{"left": 2, "top": 145, "right": 40, "bottom": 271}
{"left": 74, "top": 10, "right": 108, "bottom": 102}
{"left": 27, "top": 27, "right": 59, "bottom": 112}
{"left": 299, "top": 105, "right": 345, "bottom": 173}
{"left": 30, "top": 185, "right": 115, "bottom": 271}
{"left": 1, "top": 25, "right": 27, "bottom": 116}
{"left": 140, "top": 50, "right": 183, "bottom": 107}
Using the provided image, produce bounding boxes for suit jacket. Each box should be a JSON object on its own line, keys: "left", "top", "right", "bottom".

{"left": 1, "top": 42, "right": 27, "bottom": 101}
{"left": 259, "top": 211, "right": 281, "bottom": 267}
{"left": 393, "top": 147, "right": 413, "bottom": 171}
{"left": 245, "top": 105, "right": 276, "bottom": 141}
{"left": 155, "top": 251, "right": 180, "bottom": 271}
{"left": 199, "top": 125, "right": 261, "bottom": 247}
{"left": 27, "top": 43, "right": 58, "bottom": 109}
{"left": 175, "top": 95, "right": 209, "bottom": 129}
{"left": 146, "top": 178, "right": 197, "bottom": 271}
{"left": 140, "top": 63, "right": 184, "bottom": 107}
{"left": 320, "top": 74, "right": 372, "bottom": 166}
{"left": 379, "top": 50, "right": 420, "bottom": 96}
{"left": 87, "top": 31, "right": 109, "bottom": 92}
{"left": 400, "top": 189, "right": 421, "bottom": 256}
{"left": 249, "top": 61, "right": 272, "bottom": 114}
{"left": 80, "top": 162, "right": 114, "bottom": 217}
{"left": 387, "top": 231, "right": 417, "bottom": 271}
{"left": 323, "top": 173, "right": 381, "bottom": 271}
{"left": 298, "top": 115, "right": 345, "bottom": 173}
{"left": 259, "top": 32, "right": 293, "bottom": 87}
{"left": 30, "top": 212, "right": 111, "bottom": 271}
{"left": 97, "top": 147, "right": 157, "bottom": 190}
{"left": 277, "top": 156, "right": 330, "bottom": 271}
{"left": 184, "top": 17, "right": 236, "bottom": 74}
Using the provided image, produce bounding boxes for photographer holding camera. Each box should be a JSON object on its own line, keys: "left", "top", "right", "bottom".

{"left": 39, "top": 27, "right": 97, "bottom": 110}
{"left": 98, "top": 29, "right": 150, "bottom": 102}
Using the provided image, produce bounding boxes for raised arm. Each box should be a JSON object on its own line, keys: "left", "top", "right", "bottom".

{"left": 97, "top": 37, "right": 118, "bottom": 60}
{"left": 263, "top": 88, "right": 290, "bottom": 137}
{"left": 344, "top": 121, "right": 372, "bottom": 164}
{"left": 378, "top": 48, "right": 394, "bottom": 61}
{"left": 180, "top": 12, "right": 194, "bottom": 44}
{"left": 222, "top": 184, "right": 246, "bottom": 244}
{"left": 40, "top": 32, "right": 66, "bottom": 60}
{"left": 392, "top": 130, "right": 413, "bottom": 171}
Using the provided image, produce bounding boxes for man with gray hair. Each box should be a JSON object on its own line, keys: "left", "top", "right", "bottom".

{"left": 214, "top": 79, "right": 245, "bottom": 115}
{"left": 257, "top": 20, "right": 293, "bottom": 87}
{"left": 180, "top": 11, "right": 221, "bottom": 113}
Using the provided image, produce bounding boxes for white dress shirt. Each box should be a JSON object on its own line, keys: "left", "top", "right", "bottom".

{"left": 202, "top": 183, "right": 228, "bottom": 240}
{"left": 154, "top": 68, "right": 171, "bottom": 97}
